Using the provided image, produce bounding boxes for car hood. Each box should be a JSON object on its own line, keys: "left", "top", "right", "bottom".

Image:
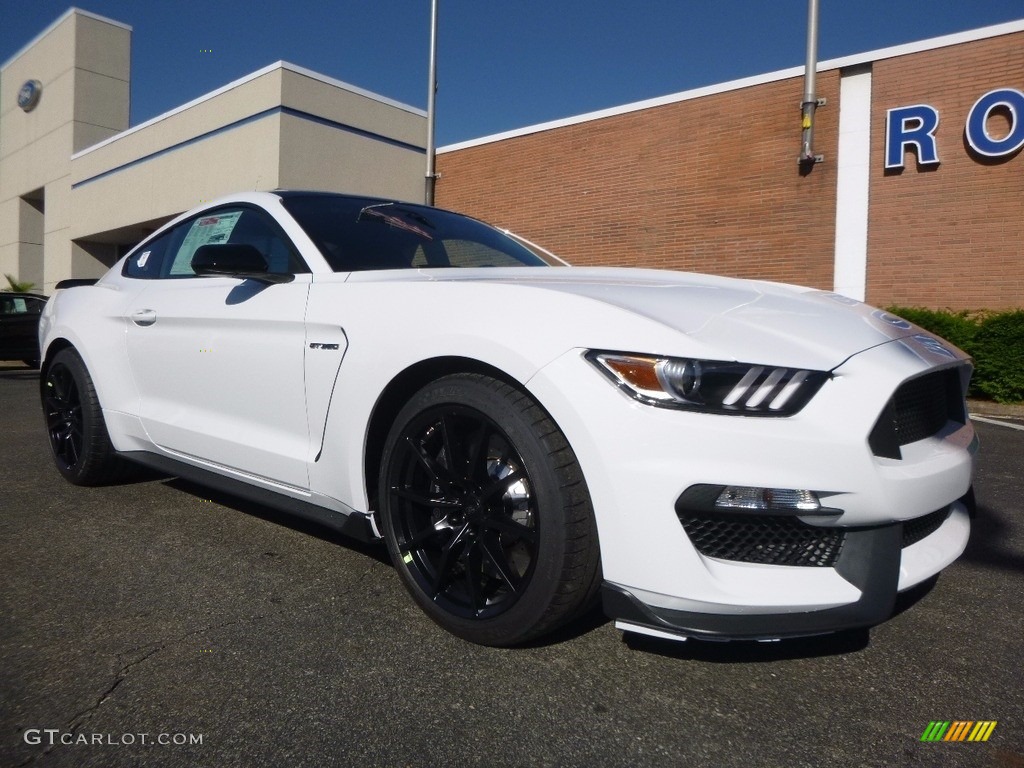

{"left": 345, "top": 266, "right": 945, "bottom": 370}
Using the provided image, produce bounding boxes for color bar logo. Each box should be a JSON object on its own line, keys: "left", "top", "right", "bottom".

{"left": 921, "top": 721, "right": 997, "bottom": 742}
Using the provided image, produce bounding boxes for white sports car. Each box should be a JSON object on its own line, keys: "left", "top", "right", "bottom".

{"left": 39, "top": 191, "right": 977, "bottom": 647}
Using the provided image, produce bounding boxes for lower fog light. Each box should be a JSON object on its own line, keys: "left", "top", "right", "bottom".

{"left": 715, "top": 486, "right": 821, "bottom": 513}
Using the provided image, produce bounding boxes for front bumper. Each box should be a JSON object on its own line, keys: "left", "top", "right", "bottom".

{"left": 604, "top": 497, "right": 971, "bottom": 641}
{"left": 527, "top": 336, "right": 976, "bottom": 640}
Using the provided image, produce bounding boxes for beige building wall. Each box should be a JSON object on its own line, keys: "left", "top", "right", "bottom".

{"left": 69, "top": 64, "right": 428, "bottom": 257}
{"left": 0, "top": 9, "right": 130, "bottom": 291}
{"left": 2, "top": 11, "right": 427, "bottom": 294}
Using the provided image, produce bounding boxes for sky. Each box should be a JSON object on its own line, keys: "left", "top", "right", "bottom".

{"left": 2, "top": 1, "right": 1023, "bottom": 147}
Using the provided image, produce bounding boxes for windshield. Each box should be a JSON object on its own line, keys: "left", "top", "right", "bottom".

{"left": 280, "top": 194, "right": 549, "bottom": 272}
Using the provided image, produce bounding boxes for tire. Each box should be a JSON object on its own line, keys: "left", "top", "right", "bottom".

{"left": 379, "top": 373, "right": 601, "bottom": 646}
{"left": 41, "top": 348, "right": 127, "bottom": 485}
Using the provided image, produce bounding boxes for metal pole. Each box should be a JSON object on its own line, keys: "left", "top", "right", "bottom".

{"left": 425, "top": 0, "right": 439, "bottom": 205}
{"left": 800, "top": 0, "right": 822, "bottom": 165}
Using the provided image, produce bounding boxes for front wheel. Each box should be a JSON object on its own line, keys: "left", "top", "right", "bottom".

{"left": 378, "top": 373, "right": 601, "bottom": 646}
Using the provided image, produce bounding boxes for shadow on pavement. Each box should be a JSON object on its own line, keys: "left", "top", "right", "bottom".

{"left": 961, "top": 503, "right": 1024, "bottom": 575}
{"left": 163, "top": 476, "right": 392, "bottom": 565}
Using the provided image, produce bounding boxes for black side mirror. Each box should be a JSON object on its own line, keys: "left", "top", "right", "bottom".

{"left": 191, "top": 244, "right": 294, "bottom": 284}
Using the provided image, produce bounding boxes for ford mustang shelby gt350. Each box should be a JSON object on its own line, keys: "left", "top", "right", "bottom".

{"left": 39, "top": 191, "right": 976, "bottom": 647}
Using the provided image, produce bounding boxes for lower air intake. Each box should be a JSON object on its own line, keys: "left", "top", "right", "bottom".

{"left": 677, "top": 512, "right": 844, "bottom": 567}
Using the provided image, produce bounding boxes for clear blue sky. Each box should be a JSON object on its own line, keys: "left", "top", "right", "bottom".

{"left": 2, "top": 1, "right": 1022, "bottom": 146}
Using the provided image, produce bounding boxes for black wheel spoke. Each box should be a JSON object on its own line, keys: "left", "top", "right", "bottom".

{"left": 399, "top": 523, "right": 448, "bottom": 553}
{"left": 465, "top": 420, "right": 491, "bottom": 482}
{"left": 483, "top": 515, "right": 537, "bottom": 544}
{"left": 479, "top": 533, "right": 521, "bottom": 590}
{"left": 463, "top": 543, "right": 485, "bottom": 612}
{"left": 405, "top": 435, "right": 455, "bottom": 484}
{"left": 392, "top": 486, "right": 462, "bottom": 510}
{"left": 67, "top": 434, "right": 80, "bottom": 464}
{"left": 429, "top": 526, "right": 468, "bottom": 595}
{"left": 439, "top": 413, "right": 457, "bottom": 476}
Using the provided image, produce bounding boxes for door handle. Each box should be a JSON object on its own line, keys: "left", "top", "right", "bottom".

{"left": 130, "top": 309, "right": 157, "bottom": 327}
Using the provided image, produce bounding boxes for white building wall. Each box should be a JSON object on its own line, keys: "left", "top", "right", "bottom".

{"left": 833, "top": 68, "right": 873, "bottom": 301}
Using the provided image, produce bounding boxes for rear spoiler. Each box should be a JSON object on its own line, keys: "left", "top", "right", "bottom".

{"left": 54, "top": 278, "right": 99, "bottom": 290}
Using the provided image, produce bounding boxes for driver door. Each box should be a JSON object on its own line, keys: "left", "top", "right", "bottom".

{"left": 124, "top": 205, "right": 313, "bottom": 490}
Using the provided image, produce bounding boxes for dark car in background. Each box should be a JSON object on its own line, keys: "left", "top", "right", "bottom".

{"left": 0, "top": 292, "right": 48, "bottom": 368}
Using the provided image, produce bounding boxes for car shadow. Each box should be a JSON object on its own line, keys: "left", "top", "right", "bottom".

{"left": 0, "top": 366, "right": 40, "bottom": 381}
{"left": 163, "top": 476, "right": 392, "bottom": 565}
{"left": 960, "top": 503, "right": 1024, "bottom": 575}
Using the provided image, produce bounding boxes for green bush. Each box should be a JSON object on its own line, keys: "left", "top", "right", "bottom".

{"left": 971, "top": 311, "right": 1024, "bottom": 403}
{"left": 887, "top": 306, "right": 1024, "bottom": 403}
{"left": 886, "top": 306, "right": 982, "bottom": 353}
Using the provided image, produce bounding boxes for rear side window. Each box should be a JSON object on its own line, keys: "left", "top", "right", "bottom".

{"left": 123, "top": 206, "right": 307, "bottom": 279}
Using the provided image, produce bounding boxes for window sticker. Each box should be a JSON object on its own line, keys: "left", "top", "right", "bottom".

{"left": 13, "top": 298, "right": 27, "bottom": 313}
{"left": 169, "top": 211, "right": 243, "bottom": 275}
{"left": 137, "top": 250, "right": 151, "bottom": 269}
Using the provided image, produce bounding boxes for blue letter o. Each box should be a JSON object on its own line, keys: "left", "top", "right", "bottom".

{"left": 965, "top": 88, "right": 1024, "bottom": 157}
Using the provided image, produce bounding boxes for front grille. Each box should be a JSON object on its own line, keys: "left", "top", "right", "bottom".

{"left": 902, "top": 506, "right": 952, "bottom": 548}
{"left": 869, "top": 368, "right": 965, "bottom": 459}
{"left": 678, "top": 512, "right": 844, "bottom": 567}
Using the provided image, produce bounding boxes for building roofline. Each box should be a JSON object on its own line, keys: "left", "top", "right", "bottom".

{"left": 1, "top": 7, "right": 132, "bottom": 71}
{"left": 439, "top": 17, "right": 1024, "bottom": 153}
{"left": 281, "top": 62, "right": 427, "bottom": 117}
{"left": 71, "top": 61, "right": 425, "bottom": 160}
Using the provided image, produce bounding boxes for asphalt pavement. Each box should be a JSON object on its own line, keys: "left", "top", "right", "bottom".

{"left": 1, "top": 362, "right": 1022, "bottom": 768}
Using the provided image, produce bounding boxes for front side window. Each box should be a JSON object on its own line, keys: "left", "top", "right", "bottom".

{"left": 123, "top": 206, "right": 306, "bottom": 279}
{"left": 280, "top": 195, "right": 549, "bottom": 272}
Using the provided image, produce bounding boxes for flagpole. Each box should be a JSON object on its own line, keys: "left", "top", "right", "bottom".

{"left": 800, "top": 0, "right": 823, "bottom": 167}
{"left": 425, "top": 0, "right": 439, "bottom": 205}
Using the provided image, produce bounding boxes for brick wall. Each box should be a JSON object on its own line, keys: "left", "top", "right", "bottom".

{"left": 438, "top": 30, "right": 1022, "bottom": 311}
{"left": 437, "top": 72, "right": 840, "bottom": 290}
{"left": 867, "top": 31, "right": 1024, "bottom": 311}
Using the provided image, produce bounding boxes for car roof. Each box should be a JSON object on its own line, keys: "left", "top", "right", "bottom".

{"left": 0, "top": 291, "right": 48, "bottom": 300}
{"left": 270, "top": 189, "right": 422, "bottom": 207}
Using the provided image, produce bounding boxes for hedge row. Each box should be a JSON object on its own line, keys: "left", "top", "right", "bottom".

{"left": 887, "top": 307, "right": 1024, "bottom": 403}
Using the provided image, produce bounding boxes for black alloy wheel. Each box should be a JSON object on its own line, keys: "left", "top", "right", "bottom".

{"left": 44, "top": 359, "right": 84, "bottom": 472}
{"left": 380, "top": 374, "right": 601, "bottom": 646}
{"left": 388, "top": 404, "right": 538, "bottom": 620}
{"left": 41, "top": 348, "right": 126, "bottom": 485}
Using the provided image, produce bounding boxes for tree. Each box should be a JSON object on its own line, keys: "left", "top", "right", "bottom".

{"left": 4, "top": 274, "right": 35, "bottom": 293}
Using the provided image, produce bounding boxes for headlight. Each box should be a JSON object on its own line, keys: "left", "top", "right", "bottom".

{"left": 586, "top": 351, "right": 828, "bottom": 415}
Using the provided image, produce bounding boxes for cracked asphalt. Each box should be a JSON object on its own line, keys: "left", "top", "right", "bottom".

{"left": 1, "top": 361, "right": 1022, "bottom": 768}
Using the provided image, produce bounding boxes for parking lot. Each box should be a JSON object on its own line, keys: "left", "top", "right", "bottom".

{"left": 1, "top": 361, "right": 1022, "bottom": 768}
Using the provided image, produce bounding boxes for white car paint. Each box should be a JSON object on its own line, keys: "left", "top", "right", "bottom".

{"left": 39, "top": 190, "right": 976, "bottom": 643}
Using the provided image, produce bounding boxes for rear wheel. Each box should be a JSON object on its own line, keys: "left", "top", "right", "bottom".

{"left": 41, "top": 348, "right": 126, "bottom": 485}
{"left": 379, "top": 374, "right": 600, "bottom": 646}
